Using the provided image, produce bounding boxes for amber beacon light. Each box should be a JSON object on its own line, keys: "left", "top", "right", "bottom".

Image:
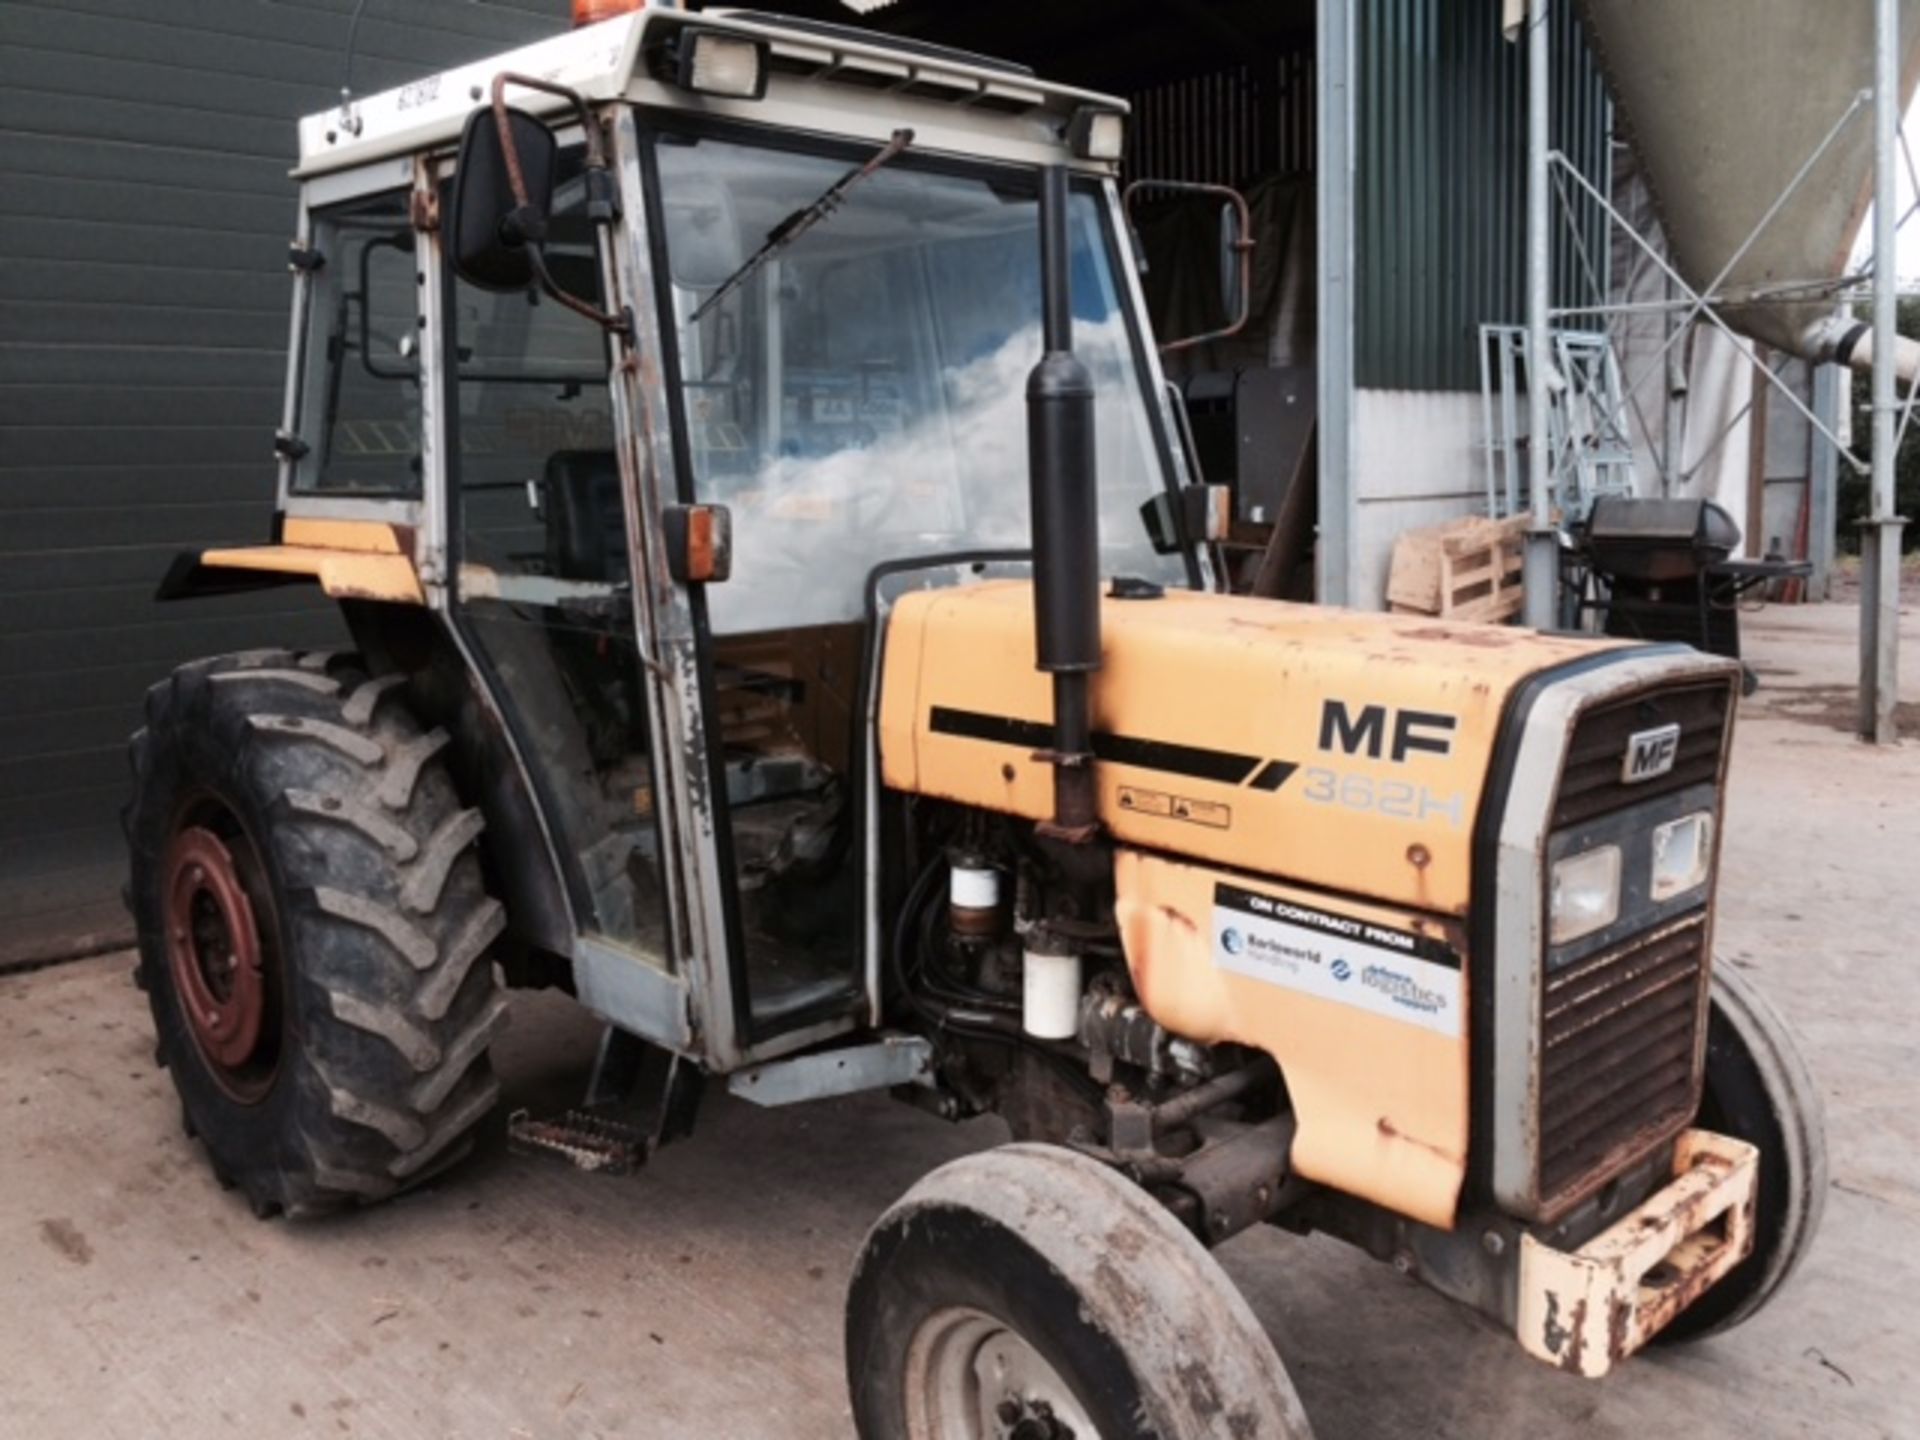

{"left": 573, "top": 0, "right": 642, "bottom": 27}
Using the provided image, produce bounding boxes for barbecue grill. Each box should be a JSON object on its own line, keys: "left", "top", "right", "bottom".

{"left": 1569, "top": 497, "right": 1809, "bottom": 689}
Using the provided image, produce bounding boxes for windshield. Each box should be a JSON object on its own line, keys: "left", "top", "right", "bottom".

{"left": 652, "top": 130, "right": 1187, "bottom": 636}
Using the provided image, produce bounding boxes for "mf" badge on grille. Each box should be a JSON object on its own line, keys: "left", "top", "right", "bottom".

{"left": 1622, "top": 722, "right": 1681, "bottom": 783}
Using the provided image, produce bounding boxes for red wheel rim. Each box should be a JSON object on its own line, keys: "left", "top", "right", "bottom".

{"left": 163, "top": 822, "right": 276, "bottom": 1100}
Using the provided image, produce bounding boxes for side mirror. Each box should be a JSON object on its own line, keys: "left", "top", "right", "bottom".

{"left": 1217, "top": 200, "right": 1244, "bottom": 324}
{"left": 448, "top": 71, "right": 632, "bottom": 337}
{"left": 1122, "top": 178, "right": 1255, "bottom": 355}
{"left": 449, "top": 105, "right": 558, "bottom": 292}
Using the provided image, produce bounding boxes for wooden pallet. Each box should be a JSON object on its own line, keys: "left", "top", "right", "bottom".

{"left": 1386, "top": 513, "right": 1529, "bottom": 624}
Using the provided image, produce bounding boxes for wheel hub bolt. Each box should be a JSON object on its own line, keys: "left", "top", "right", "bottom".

{"left": 1009, "top": 1411, "right": 1070, "bottom": 1440}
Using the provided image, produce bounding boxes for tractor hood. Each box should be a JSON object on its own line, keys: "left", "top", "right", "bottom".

{"left": 879, "top": 580, "right": 1634, "bottom": 917}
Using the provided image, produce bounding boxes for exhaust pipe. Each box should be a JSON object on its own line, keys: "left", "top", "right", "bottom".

{"left": 1026, "top": 165, "right": 1101, "bottom": 843}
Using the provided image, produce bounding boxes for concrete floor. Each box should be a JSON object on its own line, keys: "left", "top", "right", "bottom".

{"left": 3, "top": 598, "right": 1916, "bottom": 1440}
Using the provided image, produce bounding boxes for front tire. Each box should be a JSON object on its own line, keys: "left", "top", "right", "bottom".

{"left": 126, "top": 649, "right": 509, "bottom": 1217}
{"left": 847, "top": 1144, "right": 1313, "bottom": 1440}
{"left": 1656, "top": 960, "right": 1827, "bottom": 1343}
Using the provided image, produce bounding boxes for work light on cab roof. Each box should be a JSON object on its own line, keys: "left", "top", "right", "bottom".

{"left": 674, "top": 29, "right": 771, "bottom": 99}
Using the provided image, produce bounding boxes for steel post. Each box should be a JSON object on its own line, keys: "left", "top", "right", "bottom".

{"left": 1524, "top": 0, "right": 1560, "bottom": 628}
{"left": 1862, "top": 0, "right": 1905, "bottom": 742}
{"left": 1809, "top": 351, "right": 1841, "bottom": 599}
{"left": 1315, "top": 0, "right": 1356, "bottom": 607}
{"left": 1663, "top": 270, "right": 1686, "bottom": 497}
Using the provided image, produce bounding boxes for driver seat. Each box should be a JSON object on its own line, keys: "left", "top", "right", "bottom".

{"left": 543, "top": 449, "right": 628, "bottom": 583}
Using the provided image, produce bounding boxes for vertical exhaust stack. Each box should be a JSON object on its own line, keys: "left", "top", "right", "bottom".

{"left": 1027, "top": 165, "right": 1102, "bottom": 843}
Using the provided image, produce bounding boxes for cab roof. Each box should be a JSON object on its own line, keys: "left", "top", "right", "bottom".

{"left": 295, "top": 6, "right": 1128, "bottom": 180}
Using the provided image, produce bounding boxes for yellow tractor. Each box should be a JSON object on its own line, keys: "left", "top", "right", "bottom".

{"left": 127, "top": 7, "right": 1823, "bottom": 1435}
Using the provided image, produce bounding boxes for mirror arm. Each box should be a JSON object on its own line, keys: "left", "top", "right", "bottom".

{"left": 488, "top": 71, "right": 612, "bottom": 183}
{"left": 525, "top": 244, "right": 633, "bottom": 336}
{"left": 486, "top": 71, "right": 632, "bottom": 339}
{"left": 1122, "top": 178, "right": 1256, "bottom": 355}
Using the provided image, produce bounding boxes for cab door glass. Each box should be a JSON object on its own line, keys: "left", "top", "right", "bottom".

{"left": 447, "top": 149, "right": 670, "bottom": 965}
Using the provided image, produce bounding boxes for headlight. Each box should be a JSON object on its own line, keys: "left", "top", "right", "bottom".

{"left": 1550, "top": 845, "right": 1621, "bottom": 945}
{"left": 1650, "top": 811, "right": 1714, "bottom": 902}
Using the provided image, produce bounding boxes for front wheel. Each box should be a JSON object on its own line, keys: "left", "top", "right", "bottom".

{"left": 1655, "top": 960, "right": 1827, "bottom": 1343}
{"left": 847, "top": 1143, "right": 1313, "bottom": 1440}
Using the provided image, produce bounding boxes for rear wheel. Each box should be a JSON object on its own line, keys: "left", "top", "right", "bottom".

{"left": 847, "top": 1143, "right": 1313, "bottom": 1440}
{"left": 126, "top": 649, "right": 509, "bottom": 1217}
{"left": 1656, "top": 960, "right": 1827, "bottom": 1343}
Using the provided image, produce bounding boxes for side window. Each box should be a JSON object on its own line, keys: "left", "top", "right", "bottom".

{"left": 291, "top": 189, "right": 421, "bottom": 495}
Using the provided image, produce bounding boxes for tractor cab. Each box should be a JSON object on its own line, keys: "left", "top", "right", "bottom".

{"left": 250, "top": 6, "right": 1206, "bottom": 1069}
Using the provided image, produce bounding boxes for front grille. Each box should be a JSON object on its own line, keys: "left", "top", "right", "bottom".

{"left": 1538, "top": 910, "right": 1709, "bottom": 1202}
{"left": 1553, "top": 682, "right": 1729, "bottom": 829}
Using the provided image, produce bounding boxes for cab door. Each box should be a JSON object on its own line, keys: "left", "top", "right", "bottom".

{"left": 438, "top": 132, "right": 704, "bottom": 1054}
{"left": 601, "top": 110, "right": 877, "bottom": 1066}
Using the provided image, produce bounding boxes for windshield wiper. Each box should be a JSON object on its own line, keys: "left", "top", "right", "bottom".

{"left": 690, "top": 128, "right": 915, "bottom": 323}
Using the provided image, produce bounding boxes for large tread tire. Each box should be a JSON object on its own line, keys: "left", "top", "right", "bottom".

{"left": 125, "top": 648, "right": 509, "bottom": 1218}
{"left": 847, "top": 1143, "right": 1314, "bottom": 1440}
{"left": 1655, "top": 959, "right": 1827, "bottom": 1343}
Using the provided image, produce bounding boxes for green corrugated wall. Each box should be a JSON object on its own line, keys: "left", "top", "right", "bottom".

{"left": 1355, "top": 0, "right": 1612, "bottom": 390}
{"left": 0, "top": 0, "right": 574, "bottom": 966}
